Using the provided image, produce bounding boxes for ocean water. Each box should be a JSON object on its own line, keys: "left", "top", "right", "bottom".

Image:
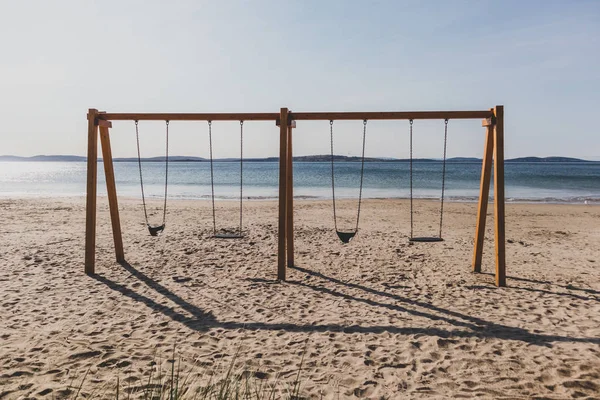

{"left": 0, "top": 161, "right": 599, "bottom": 204}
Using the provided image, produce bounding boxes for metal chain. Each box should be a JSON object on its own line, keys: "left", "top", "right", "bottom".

{"left": 208, "top": 121, "right": 217, "bottom": 236}
{"left": 329, "top": 120, "right": 338, "bottom": 231}
{"left": 409, "top": 119, "right": 413, "bottom": 239}
{"left": 162, "top": 120, "right": 169, "bottom": 227}
{"left": 439, "top": 119, "right": 448, "bottom": 238}
{"left": 355, "top": 119, "right": 367, "bottom": 232}
{"left": 239, "top": 120, "right": 244, "bottom": 236}
{"left": 135, "top": 120, "right": 150, "bottom": 226}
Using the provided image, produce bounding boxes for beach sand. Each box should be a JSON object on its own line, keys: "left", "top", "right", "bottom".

{"left": 1, "top": 197, "right": 599, "bottom": 399}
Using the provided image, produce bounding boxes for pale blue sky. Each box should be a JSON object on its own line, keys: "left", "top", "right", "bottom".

{"left": 1, "top": 0, "right": 599, "bottom": 159}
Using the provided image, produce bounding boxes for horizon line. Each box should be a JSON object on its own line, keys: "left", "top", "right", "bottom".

{"left": 0, "top": 154, "right": 598, "bottom": 162}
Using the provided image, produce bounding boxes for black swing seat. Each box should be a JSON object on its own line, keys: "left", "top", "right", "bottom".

{"left": 409, "top": 236, "right": 443, "bottom": 243}
{"left": 147, "top": 224, "right": 165, "bottom": 236}
{"left": 336, "top": 231, "right": 357, "bottom": 244}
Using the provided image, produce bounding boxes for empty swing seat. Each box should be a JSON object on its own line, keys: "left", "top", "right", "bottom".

{"left": 148, "top": 225, "right": 165, "bottom": 236}
{"left": 336, "top": 231, "right": 357, "bottom": 244}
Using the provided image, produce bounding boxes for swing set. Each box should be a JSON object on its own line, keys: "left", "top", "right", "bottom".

{"left": 84, "top": 106, "right": 506, "bottom": 286}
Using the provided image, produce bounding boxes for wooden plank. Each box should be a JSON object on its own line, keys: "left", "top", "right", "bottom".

{"left": 472, "top": 120, "right": 494, "bottom": 272}
{"left": 286, "top": 124, "right": 294, "bottom": 268}
{"left": 481, "top": 117, "right": 495, "bottom": 127}
{"left": 97, "top": 119, "right": 112, "bottom": 128}
{"left": 84, "top": 109, "right": 99, "bottom": 274}
{"left": 277, "top": 108, "right": 288, "bottom": 280}
{"left": 99, "top": 110, "right": 493, "bottom": 122}
{"left": 493, "top": 105, "right": 506, "bottom": 287}
{"left": 99, "top": 126, "right": 125, "bottom": 263}
{"left": 100, "top": 113, "right": 279, "bottom": 121}
{"left": 275, "top": 119, "right": 297, "bottom": 128}
{"left": 290, "top": 110, "right": 493, "bottom": 121}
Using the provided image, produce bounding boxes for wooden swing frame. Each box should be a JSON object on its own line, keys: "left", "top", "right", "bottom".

{"left": 84, "top": 105, "right": 506, "bottom": 287}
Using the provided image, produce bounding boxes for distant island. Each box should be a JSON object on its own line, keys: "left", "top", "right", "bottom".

{"left": 0, "top": 155, "right": 595, "bottom": 163}
{"left": 504, "top": 156, "right": 591, "bottom": 163}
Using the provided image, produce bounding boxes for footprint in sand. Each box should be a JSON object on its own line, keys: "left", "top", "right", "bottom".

{"left": 38, "top": 388, "right": 53, "bottom": 396}
{"left": 2, "top": 370, "right": 33, "bottom": 378}
{"left": 68, "top": 350, "right": 101, "bottom": 360}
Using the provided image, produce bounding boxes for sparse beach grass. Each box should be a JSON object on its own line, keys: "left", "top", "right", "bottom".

{"left": 57, "top": 345, "right": 309, "bottom": 400}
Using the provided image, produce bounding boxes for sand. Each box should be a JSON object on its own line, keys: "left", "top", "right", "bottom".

{"left": 1, "top": 197, "right": 599, "bottom": 399}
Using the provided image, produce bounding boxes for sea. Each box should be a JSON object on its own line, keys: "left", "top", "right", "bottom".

{"left": 1, "top": 161, "right": 599, "bottom": 204}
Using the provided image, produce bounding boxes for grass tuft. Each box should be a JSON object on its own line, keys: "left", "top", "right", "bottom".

{"left": 59, "top": 345, "right": 308, "bottom": 400}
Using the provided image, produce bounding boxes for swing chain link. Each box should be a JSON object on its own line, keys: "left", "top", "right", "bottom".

{"left": 439, "top": 119, "right": 449, "bottom": 238}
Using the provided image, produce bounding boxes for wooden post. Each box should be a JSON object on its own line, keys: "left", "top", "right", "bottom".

{"left": 99, "top": 123, "right": 125, "bottom": 263}
{"left": 277, "top": 108, "right": 289, "bottom": 280}
{"left": 493, "top": 106, "right": 506, "bottom": 287}
{"left": 472, "top": 114, "right": 495, "bottom": 272}
{"left": 286, "top": 122, "right": 294, "bottom": 267}
{"left": 85, "top": 109, "right": 99, "bottom": 274}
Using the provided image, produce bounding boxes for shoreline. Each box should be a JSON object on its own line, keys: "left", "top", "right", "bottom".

{"left": 1, "top": 193, "right": 599, "bottom": 205}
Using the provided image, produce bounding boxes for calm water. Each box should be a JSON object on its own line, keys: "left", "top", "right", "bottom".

{"left": 0, "top": 161, "right": 599, "bottom": 203}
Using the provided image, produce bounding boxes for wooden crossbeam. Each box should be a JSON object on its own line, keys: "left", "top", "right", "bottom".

{"left": 291, "top": 110, "right": 493, "bottom": 121}
{"left": 97, "top": 110, "right": 493, "bottom": 122}
{"left": 99, "top": 113, "right": 279, "bottom": 121}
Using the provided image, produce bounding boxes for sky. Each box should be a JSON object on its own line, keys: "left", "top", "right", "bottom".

{"left": 1, "top": 0, "right": 599, "bottom": 160}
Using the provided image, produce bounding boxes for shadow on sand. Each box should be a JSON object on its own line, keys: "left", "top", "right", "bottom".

{"left": 89, "top": 261, "right": 600, "bottom": 346}
{"left": 470, "top": 272, "right": 600, "bottom": 301}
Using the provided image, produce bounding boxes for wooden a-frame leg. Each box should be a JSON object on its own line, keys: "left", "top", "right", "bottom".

{"left": 99, "top": 124, "right": 125, "bottom": 263}
{"left": 493, "top": 106, "right": 506, "bottom": 287}
{"left": 277, "top": 108, "right": 288, "bottom": 280}
{"left": 85, "top": 109, "right": 99, "bottom": 274}
{"left": 286, "top": 124, "right": 294, "bottom": 268}
{"left": 472, "top": 120, "right": 494, "bottom": 272}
